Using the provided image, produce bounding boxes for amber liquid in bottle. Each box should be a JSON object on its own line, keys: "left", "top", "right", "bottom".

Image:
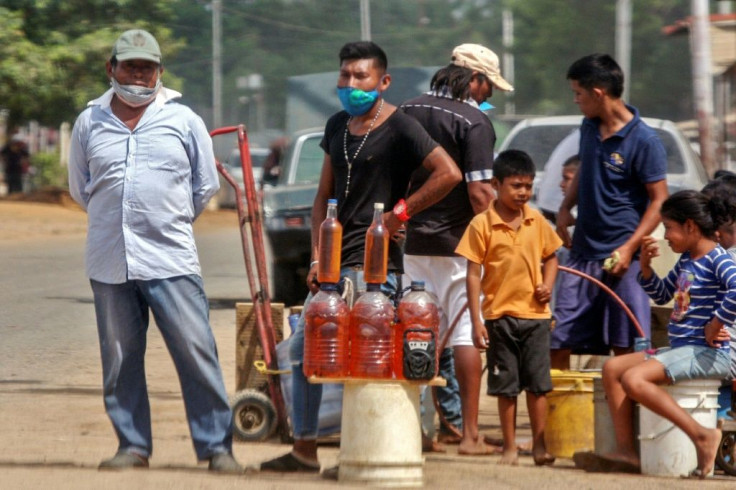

{"left": 317, "top": 199, "right": 342, "bottom": 284}
{"left": 363, "top": 202, "right": 388, "bottom": 284}
{"left": 304, "top": 285, "right": 350, "bottom": 378}
{"left": 348, "top": 286, "right": 395, "bottom": 379}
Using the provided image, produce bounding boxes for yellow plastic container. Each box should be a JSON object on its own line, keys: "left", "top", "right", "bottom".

{"left": 544, "top": 370, "right": 600, "bottom": 458}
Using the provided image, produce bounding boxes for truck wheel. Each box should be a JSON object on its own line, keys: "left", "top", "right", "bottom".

{"left": 230, "top": 389, "right": 278, "bottom": 442}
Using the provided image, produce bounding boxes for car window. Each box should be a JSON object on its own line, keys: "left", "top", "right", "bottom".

{"left": 228, "top": 149, "right": 268, "bottom": 169}
{"left": 292, "top": 135, "right": 324, "bottom": 184}
{"left": 504, "top": 125, "right": 578, "bottom": 170}
{"left": 652, "top": 129, "right": 684, "bottom": 175}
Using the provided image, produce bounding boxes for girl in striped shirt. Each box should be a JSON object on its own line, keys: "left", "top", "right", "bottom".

{"left": 579, "top": 190, "right": 736, "bottom": 478}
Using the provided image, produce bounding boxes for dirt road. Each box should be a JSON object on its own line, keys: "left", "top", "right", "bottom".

{"left": 0, "top": 197, "right": 732, "bottom": 489}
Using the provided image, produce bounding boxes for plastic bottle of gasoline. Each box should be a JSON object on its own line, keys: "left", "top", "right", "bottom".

{"left": 348, "top": 284, "right": 395, "bottom": 378}
{"left": 317, "top": 199, "right": 342, "bottom": 284}
{"left": 363, "top": 202, "right": 388, "bottom": 284}
{"left": 304, "top": 200, "right": 348, "bottom": 378}
{"left": 394, "top": 281, "right": 440, "bottom": 380}
{"left": 304, "top": 283, "right": 350, "bottom": 378}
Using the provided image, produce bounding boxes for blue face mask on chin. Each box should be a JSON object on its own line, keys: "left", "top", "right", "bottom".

{"left": 337, "top": 83, "right": 381, "bottom": 116}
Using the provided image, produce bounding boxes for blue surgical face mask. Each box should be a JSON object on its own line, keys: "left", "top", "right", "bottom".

{"left": 337, "top": 81, "right": 382, "bottom": 116}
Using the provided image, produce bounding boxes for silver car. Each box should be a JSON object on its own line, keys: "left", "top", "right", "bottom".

{"left": 497, "top": 115, "right": 709, "bottom": 207}
{"left": 212, "top": 147, "right": 270, "bottom": 209}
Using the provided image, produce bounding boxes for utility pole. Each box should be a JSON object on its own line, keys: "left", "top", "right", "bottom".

{"left": 212, "top": 0, "right": 223, "bottom": 129}
{"left": 615, "top": 0, "right": 632, "bottom": 102}
{"left": 691, "top": 0, "right": 716, "bottom": 175}
{"left": 502, "top": 9, "right": 515, "bottom": 115}
{"left": 360, "top": 0, "right": 371, "bottom": 41}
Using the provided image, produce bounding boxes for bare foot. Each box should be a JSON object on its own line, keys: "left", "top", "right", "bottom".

{"left": 693, "top": 427, "right": 722, "bottom": 478}
{"left": 422, "top": 433, "right": 446, "bottom": 453}
{"left": 532, "top": 449, "right": 555, "bottom": 466}
{"left": 517, "top": 439, "right": 533, "bottom": 456}
{"left": 483, "top": 435, "right": 531, "bottom": 454}
{"left": 458, "top": 439, "right": 497, "bottom": 456}
{"left": 437, "top": 432, "right": 462, "bottom": 445}
{"left": 498, "top": 448, "right": 519, "bottom": 465}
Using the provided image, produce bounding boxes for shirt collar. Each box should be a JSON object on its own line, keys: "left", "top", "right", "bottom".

{"left": 582, "top": 104, "right": 642, "bottom": 138}
{"left": 427, "top": 88, "right": 494, "bottom": 111}
{"left": 87, "top": 86, "right": 182, "bottom": 109}
{"left": 488, "top": 200, "right": 535, "bottom": 228}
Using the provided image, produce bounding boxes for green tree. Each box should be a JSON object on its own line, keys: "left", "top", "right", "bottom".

{"left": 0, "top": 0, "right": 183, "bottom": 129}
{"left": 0, "top": 0, "right": 703, "bottom": 132}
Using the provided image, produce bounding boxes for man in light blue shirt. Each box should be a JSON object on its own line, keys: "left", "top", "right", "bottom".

{"left": 68, "top": 29, "right": 241, "bottom": 473}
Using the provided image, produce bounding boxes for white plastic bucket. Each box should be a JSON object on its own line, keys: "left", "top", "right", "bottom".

{"left": 638, "top": 379, "right": 721, "bottom": 477}
{"left": 338, "top": 381, "right": 423, "bottom": 487}
{"left": 593, "top": 376, "right": 617, "bottom": 455}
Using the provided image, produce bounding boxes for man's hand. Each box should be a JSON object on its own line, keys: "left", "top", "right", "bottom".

{"left": 607, "top": 245, "right": 634, "bottom": 277}
{"left": 306, "top": 262, "right": 320, "bottom": 294}
{"left": 556, "top": 207, "right": 575, "bottom": 248}
{"left": 534, "top": 283, "right": 552, "bottom": 304}
{"left": 391, "top": 224, "right": 406, "bottom": 247}
{"left": 383, "top": 211, "right": 403, "bottom": 242}
{"left": 705, "top": 318, "right": 730, "bottom": 348}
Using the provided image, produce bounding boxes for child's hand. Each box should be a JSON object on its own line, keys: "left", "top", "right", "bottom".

{"left": 472, "top": 321, "right": 489, "bottom": 350}
{"left": 639, "top": 236, "right": 660, "bottom": 277}
{"left": 534, "top": 283, "right": 552, "bottom": 304}
{"left": 705, "top": 318, "right": 730, "bottom": 348}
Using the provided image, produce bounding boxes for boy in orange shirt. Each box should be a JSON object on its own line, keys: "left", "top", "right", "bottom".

{"left": 456, "top": 149, "right": 562, "bottom": 466}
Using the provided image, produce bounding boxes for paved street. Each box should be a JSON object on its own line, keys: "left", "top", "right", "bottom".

{"left": 0, "top": 200, "right": 734, "bottom": 489}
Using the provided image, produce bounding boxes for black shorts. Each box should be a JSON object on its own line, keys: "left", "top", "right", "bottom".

{"left": 485, "top": 316, "right": 553, "bottom": 397}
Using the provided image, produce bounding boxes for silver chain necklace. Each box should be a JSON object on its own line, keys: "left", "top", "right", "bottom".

{"left": 342, "top": 98, "right": 384, "bottom": 198}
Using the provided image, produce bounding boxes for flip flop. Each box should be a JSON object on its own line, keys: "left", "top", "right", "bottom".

{"left": 573, "top": 451, "right": 639, "bottom": 474}
{"left": 259, "top": 452, "right": 320, "bottom": 473}
{"left": 573, "top": 451, "right": 604, "bottom": 472}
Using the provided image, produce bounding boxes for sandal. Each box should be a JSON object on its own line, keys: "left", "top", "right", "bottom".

{"left": 259, "top": 452, "right": 320, "bottom": 473}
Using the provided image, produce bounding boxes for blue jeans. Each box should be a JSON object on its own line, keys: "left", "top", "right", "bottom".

{"left": 90, "top": 275, "right": 233, "bottom": 459}
{"left": 289, "top": 268, "right": 398, "bottom": 439}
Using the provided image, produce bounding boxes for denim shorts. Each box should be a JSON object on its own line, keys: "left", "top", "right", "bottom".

{"left": 646, "top": 345, "right": 730, "bottom": 384}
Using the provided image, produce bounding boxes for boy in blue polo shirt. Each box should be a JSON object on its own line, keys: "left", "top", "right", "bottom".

{"left": 550, "top": 54, "right": 669, "bottom": 369}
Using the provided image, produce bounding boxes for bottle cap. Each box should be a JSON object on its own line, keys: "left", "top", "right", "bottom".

{"left": 410, "top": 281, "right": 425, "bottom": 290}
{"left": 374, "top": 202, "right": 384, "bottom": 211}
{"left": 328, "top": 198, "right": 337, "bottom": 205}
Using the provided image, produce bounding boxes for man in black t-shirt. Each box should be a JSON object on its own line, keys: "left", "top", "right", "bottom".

{"left": 260, "top": 41, "right": 460, "bottom": 473}
{"left": 401, "top": 43, "right": 513, "bottom": 456}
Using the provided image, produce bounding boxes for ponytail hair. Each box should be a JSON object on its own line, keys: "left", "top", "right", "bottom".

{"left": 660, "top": 189, "right": 733, "bottom": 239}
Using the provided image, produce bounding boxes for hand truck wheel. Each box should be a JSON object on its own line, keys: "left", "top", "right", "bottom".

{"left": 230, "top": 389, "right": 278, "bottom": 442}
{"left": 716, "top": 429, "right": 736, "bottom": 476}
